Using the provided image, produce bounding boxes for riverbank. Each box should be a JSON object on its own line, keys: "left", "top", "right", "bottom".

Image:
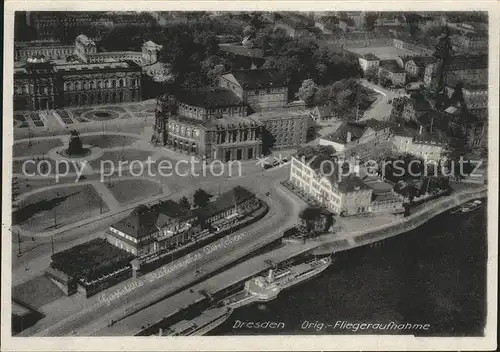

{"left": 212, "top": 199, "right": 487, "bottom": 336}
{"left": 309, "top": 185, "right": 487, "bottom": 255}
{"left": 132, "top": 185, "right": 488, "bottom": 336}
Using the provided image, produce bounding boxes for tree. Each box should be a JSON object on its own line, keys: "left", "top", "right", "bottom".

{"left": 299, "top": 207, "right": 324, "bottom": 234}
{"left": 364, "top": 12, "right": 379, "bottom": 31}
{"left": 179, "top": 196, "right": 191, "bottom": 210}
{"left": 193, "top": 189, "right": 212, "bottom": 208}
{"left": 296, "top": 79, "right": 318, "bottom": 107}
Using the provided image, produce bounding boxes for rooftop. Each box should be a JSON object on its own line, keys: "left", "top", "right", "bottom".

{"left": 249, "top": 108, "right": 308, "bottom": 121}
{"left": 50, "top": 238, "right": 134, "bottom": 280}
{"left": 205, "top": 115, "right": 261, "bottom": 128}
{"left": 409, "top": 56, "right": 435, "bottom": 68}
{"left": 361, "top": 53, "right": 380, "bottom": 61}
{"left": 298, "top": 155, "right": 371, "bottom": 193}
{"left": 53, "top": 61, "right": 136, "bottom": 72}
{"left": 379, "top": 59, "right": 406, "bottom": 73}
{"left": 197, "top": 186, "right": 255, "bottom": 219}
{"left": 323, "top": 119, "right": 393, "bottom": 144}
{"left": 175, "top": 87, "right": 243, "bottom": 109}
{"left": 446, "top": 55, "right": 488, "bottom": 71}
{"left": 224, "top": 69, "right": 287, "bottom": 89}
{"left": 112, "top": 200, "right": 195, "bottom": 239}
{"left": 392, "top": 121, "right": 447, "bottom": 144}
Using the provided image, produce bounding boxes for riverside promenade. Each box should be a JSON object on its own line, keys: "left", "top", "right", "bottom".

{"left": 93, "top": 184, "right": 488, "bottom": 336}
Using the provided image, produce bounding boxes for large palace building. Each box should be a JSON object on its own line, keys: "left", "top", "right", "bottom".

{"left": 152, "top": 88, "right": 263, "bottom": 161}
{"left": 12, "top": 34, "right": 164, "bottom": 110}
{"left": 14, "top": 59, "right": 141, "bottom": 110}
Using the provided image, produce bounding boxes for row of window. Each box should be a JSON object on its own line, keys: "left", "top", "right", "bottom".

{"left": 64, "top": 78, "right": 138, "bottom": 91}
{"left": 64, "top": 90, "right": 136, "bottom": 106}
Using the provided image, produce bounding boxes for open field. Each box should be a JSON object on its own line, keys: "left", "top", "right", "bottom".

{"left": 345, "top": 45, "right": 416, "bottom": 60}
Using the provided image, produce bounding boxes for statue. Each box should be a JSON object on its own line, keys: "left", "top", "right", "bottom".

{"left": 65, "top": 130, "right": 87, "bottom": 157}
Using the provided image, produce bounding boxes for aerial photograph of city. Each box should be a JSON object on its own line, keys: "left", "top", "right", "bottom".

{"left": 3, "top": 8, "right": 494, "bottom": 347}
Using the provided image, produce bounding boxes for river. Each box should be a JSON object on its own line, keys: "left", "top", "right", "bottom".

{"left": 210, "top": 199, "right": 487, "bottom": 336}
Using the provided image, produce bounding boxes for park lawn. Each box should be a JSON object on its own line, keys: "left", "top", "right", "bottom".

{"left": 108, "top": 178, "right": 162, "bottom": 205}
{"left": 13, "top": 158, "right": 81, "bottom": 175}
{"left": 80, "top": 134, "right": 139, "bottom": 149}
{"left": 13, "top": 274, "right": 65, "bottom": 309}
{"left": 89, "top": 149, "right": 155, "bottom": 172}
{"left": 13, "top": 138, "right": 63, "bottom": 158}
{"left": 14, "top": 184, "right": 109, "bottom": 233}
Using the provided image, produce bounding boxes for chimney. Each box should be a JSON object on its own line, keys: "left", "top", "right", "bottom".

{"left": 347, "top": 131, "right": 352, "bottom": 143}
{"left": 419, "top": 125, "right": 423, "bottom": 135}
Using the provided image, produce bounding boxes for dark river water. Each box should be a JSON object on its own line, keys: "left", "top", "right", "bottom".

{"left": 210, "top": 200, "right": 487, "bottom": 336}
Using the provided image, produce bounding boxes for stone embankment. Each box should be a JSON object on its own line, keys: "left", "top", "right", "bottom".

{"left": 312, "top": 186, "right": 488, "bottom": 255}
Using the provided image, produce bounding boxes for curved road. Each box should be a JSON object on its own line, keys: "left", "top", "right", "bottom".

{"left": 21, "top": 166, "right": 302, "bottom": 336}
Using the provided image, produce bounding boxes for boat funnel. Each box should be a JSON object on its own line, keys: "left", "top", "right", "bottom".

{"left": 267, "top": 269, "right": 274, "bottom": 283}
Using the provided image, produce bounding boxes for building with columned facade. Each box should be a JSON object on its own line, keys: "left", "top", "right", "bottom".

{"left": 152, "top": 88, "right": 263, "bottom": 161}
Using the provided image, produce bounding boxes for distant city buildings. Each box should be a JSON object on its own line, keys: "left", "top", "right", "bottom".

{"left": 424, "top": 54, "right": 488, "bottom": 88}
{"left": 319, "top": 118, "right": 445, "bottom": 162}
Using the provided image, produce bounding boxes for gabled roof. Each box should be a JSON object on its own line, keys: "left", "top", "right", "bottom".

{"left": 175, "top": 87, "right": 243, "bottom": 109}
{"left": 197, "top": 186, "right": 255, "bottom": 219}
{"left": 111, "top": 201, "right": 195, "bottom": 239}
{"left": 323, "top": 119, "right": 392, "bottom": 144}
{"left": 224, "top": 69, "right": 287, "bottom": 89}
{"left": 409, "top": 56, "right": 435, "bottom": 68}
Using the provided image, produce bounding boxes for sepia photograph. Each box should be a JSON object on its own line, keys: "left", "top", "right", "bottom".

{"left": 1, "top": 2, "right": 498, "bottom": 351}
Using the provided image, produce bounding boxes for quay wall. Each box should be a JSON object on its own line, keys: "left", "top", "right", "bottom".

{"left": 312, "top": 186, "right": 488, "bottom": 255}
